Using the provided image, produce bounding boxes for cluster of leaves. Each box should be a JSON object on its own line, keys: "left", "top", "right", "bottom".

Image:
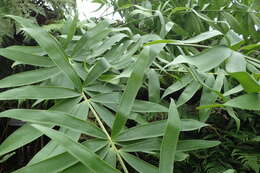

{"left": 0, "top": 0, "right": 259, "bottom": 172}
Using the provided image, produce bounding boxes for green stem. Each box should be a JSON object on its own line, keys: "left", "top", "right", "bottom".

{"left": 82, "top": 93, "right": 129, "bottom": 173}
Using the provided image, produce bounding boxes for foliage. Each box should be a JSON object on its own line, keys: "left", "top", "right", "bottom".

{"left": 0, "top": 0, "right": 259, "bottom": 172}
{"left": 0, "top": 0, "right": 76, "bottom": 47}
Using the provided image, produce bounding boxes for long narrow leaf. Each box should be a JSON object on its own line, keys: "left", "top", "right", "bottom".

{"left": 112, "top": 47, "right": 152, "bottom": 137}
{"left": 30, "top": 124, "right": 120, "bottom": 173}
{"left": 0, "top": 86, "right": 81, "bottom": 100}
{"left": 0, "top": 109, "right": 106, "bottom": 138}
{"left": 0, "top": 67, "right": 60, "bottom": 88}
{"left": 7, "top": 15, "right": 82, "bottom": 91}
{"left": 159, "top": 100, "right": 181, "bottom": 173}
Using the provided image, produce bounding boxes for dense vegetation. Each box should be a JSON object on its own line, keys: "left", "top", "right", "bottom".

{"left": 0, "top": 0, "right": 259, "bottom": 173}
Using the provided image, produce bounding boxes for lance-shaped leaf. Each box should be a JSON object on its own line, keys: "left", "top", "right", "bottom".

{"left": 165, "top": 46, "right": 232, "bottom": 72}
{"left": 162, "top": 74, "right": 193, "bottom": 98}
{"left": 0, "top": 67, "right": 60, "bottom": 88}
{"left": 121, "top": 139, "right": 220, "bottom": 153}
{"left": 225, "top": 51, "right": 246, "bottom": 73}
{"left": 84, "top": 58, "right": 111, "bottom": 86}
{"left": 0, "top": 109, "right": 106, "bottom": 138}
{"left": 199, "top": 71, "right": 225, "bottom": 121}
{"left": 63, "top": 14, "right": 78, "bottom": 49}
{"left": 148, "top": 69, "right": 160, "bottom": 103}
{"left": 0, "top": 48, "right": 54, "bottom": 67}
{"left": 13, "top": 139, "right": 107, "bottom": 173}
{"left": 120, "top": 152, "right": 158, "bottom": 173}
{"left": 0, "top": 98, "right": 80, "bottom": 157}
{"left": 30, "top": 124, "right": 120, "bottom": 173}
{"left": 7, "top": 15, "right": 82, "bottom": 91}
{"left": 111, "top": 47, "right": 152, "bottom": 138}
{"left": 0, "top": 86, "right": 81, "bottom": 100}
{"left": 6, "top": 45, "right": 45, "bottom": 56}
{"left": 115, "top": 119, "right": 207, "bottom": 141}
{"left": 223, "top": 94, "right": 260, "bottom": 111}
{"left": 159, "top": 100, "right": 181, "bottom": 173}
{"left": 176, "top": 81, "right": 201, "bottom": 107}
{"left": 146, "top": 30, "right": 222, "bottom": 46}
{"left": 230, "top": 72, "right": 260, "bottom": 93}
{"left": 29, "top": 102, "right": 90, "bottom": 164}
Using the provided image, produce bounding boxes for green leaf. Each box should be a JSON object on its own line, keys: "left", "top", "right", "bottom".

{"left": 7, "top": 15, "right": 82, "bottom": 91}
{"left": 120, "top": 152, "right": 158, "bottom": 173}
{"left": 230, "top": 72, "right": 260, "bottom": 93}
{"left": 223, "top": 85, "right": 243, "bottom": 96}
{"left": 104, "top": 147, "right": 117, "bottom": 167}
{"left": 121, "top": 139, "right": 220, "bottom": 153}
{"left": 115, "top": 119, "right": 207, "bottom": 141}
{"left": 63, "top": 14, "right": 78, "bottom": 49}
{"left": 84, "top": 58, "right": 111, "bottom": 86}
{"left": 29, "top": 102, "right": 90, "bottom": 164}
{"left": 0, "top": 67, "right": 60, "bottom": 88}
{"left": 132, "top": 100, "right": 168, "bottom": 113}
{"left": 162, "top": 74, "right": 193, "bottom": 98}
{"left": 146, "top": 30, "right": 222, "bottom": 45}
{"left": 0, "top": 98, "right": 80, "bottom": 157}
{"left": 62, "top": 163, "right": 91, "bottom": 173}
{"left": 225, "top": 52, "right": 247, "bottom": 73}
{"left": 91, "top": 92, "right": 168, "bottom": 112}
{"left": 226, "top": 108, "right": 240, "bottom": 132}
{"left": 0, "top": 48, "right": 54, "bottom": 67}
{"left": 176, "top": 81, "right": 201, "bottom": 107}
{"left": 222, "top": 12, "right": 244, "bottom": 34}
{"left": 32, "top": 124, "right": 119, "bottom": 173}
{"left": 6, "top": 45, "right": 45, "bottom": 56}
{"left": 15, "top": 139, "right": 106, "bottom": 173}
{"left": 148, "top": 69, "right": 160, "bottom": 103}
{"left": 224, "top": 94, "right": 260, "bottom": 110}
{"left": 176, "top": 30, "right": 223, "bottom": 44}
{"left": 91, "top": 33, "right": 128, "bottom": 58}
{"left": 166, "top": 46, "right": 232, "bottom": 72}
{"left": 0, "top": 109, "right": 106, "bottom": 138}
{"left": 159, "top": 100, "right": 181, "bottom": 173}
{"left": 0, "top": 86, "right": 81, "bottom": 100}
{"left": 121, "top": 138, "right": 162, "bottom": 152}
{"left": 91, "top": 102, "right": 115, "bottom": 128}
{"left": 112, "top": 47, "right": 152, "bottom": 138}
{"left": 176, "top": 140, "right": 221, "bottom": 152}
{"left": 199, "top": 71, "right": 225, "bottom": 121}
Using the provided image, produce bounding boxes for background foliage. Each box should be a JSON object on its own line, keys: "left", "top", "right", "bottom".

{"left": 0, "top": 0, "right": 260, "bottom": 173}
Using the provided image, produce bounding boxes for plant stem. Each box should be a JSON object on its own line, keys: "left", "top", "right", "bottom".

{"left": 82, "top": 93, "right": 129, "bottom": 173}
